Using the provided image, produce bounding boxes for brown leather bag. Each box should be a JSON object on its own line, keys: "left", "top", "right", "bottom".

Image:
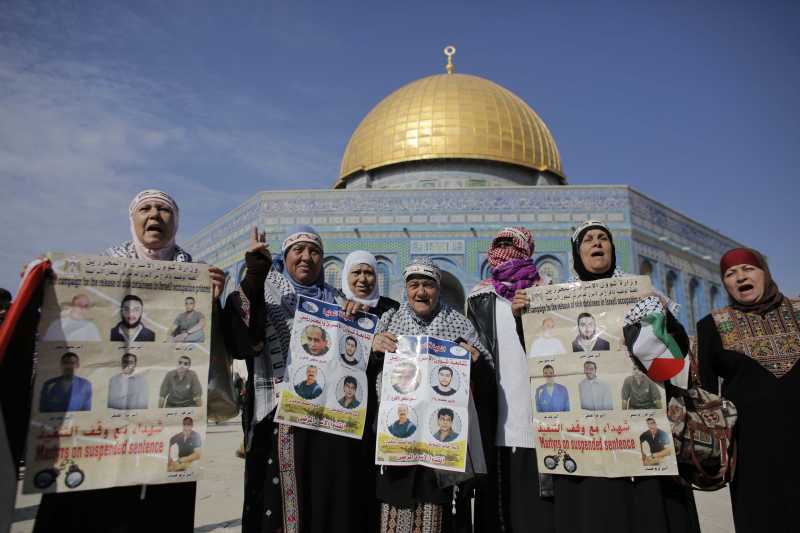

{"left": 667, "top": 347, "right": 737, "bottom": 491}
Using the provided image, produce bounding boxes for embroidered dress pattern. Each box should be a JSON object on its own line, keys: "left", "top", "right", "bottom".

{"left": 278, "top": 424, "right": 299, "bottom": 533}
{"left": 380, "top": 503, "right": 443, "bottom": 533}
{"left": 711, "top": 299, "right": 800, "bottom": 378}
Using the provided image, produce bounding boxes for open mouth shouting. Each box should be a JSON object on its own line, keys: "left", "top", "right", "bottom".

{"left": 735, "top": 283, "right": 755, "bottom": 298}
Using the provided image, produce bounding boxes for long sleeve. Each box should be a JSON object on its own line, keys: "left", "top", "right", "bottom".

{"left": 159, "top": 373, "right": 170, "bottom": 399}
{"left": 222, "top": 252, "right": 270, "bottom": 359}
{"left": 697, "top": 315, "right": 721, "bottom": 393}
{"left": 82, "top": 381, "right": 92, "bottom": 411}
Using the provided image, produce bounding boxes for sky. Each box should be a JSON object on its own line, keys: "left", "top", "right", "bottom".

{"left": 1, "top": 0, "right": 798, "bottom": 296}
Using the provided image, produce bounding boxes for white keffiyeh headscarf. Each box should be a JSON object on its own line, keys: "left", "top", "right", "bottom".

{"left": 105, "top": 189, "right": 191, "bottom": 262}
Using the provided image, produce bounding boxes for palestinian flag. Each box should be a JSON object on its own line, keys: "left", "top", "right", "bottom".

{"left": 623, "top": 312, "right": 686, "bottom": 382}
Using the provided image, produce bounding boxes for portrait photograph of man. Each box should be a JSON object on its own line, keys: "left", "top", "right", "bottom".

{"left": 432, "top": 408, "right": 459, "bottom": 443}
{"left": 110, "top": 294, "right": 156, "bottom": 342}
{"left": 571, "top": 312, "right": 610, "bottom": 352}
{"left": 621, "top": 366, "right": 663, "bottom": 410}
{"left": 107, "top": 353, "right": 148, "bottom": 410}
{"left": 294, "top": 365, "right": 323, "bottom": 400}
{"left": 431, "top": 366, "right": 458, "bottom": 396}
{"left": 528, "top": 317, "right": 566, "bottom": 357}
{"left": 167, "top": 417, "right": 202, "bottom": 472}
{"left": 578, "top": 360, "right": 613, "bottom": 411}
{"left": 301, "top": 325, "right": 329, "bottom": 357}
{"left": 337, "top": 376, "right": 361, "bottom": 409}
{"left": 535, "top": 364, "right": 570, "bottom": 412}
{"left": 43, "top": 293, "right": 101, "bottom": 342}
{"left": 640, "top": 418, "right": 672, "bottom": 466}
{"left": 169, "top": 296, "right": 206, "bottom": 343}
{"left": 391, "top": 360, "right": 420, "bottom": 394}
{"left": 39, "top": 352, "right": 92, "bottom": 412}
{"left": 388, "top": 404, "right": 416, "bottom": 438}
{"left": 339, "top": 335, "right": 360, "bottom": 366}
{"left": 159, "top": 355, "right": 203, "bottom": 407}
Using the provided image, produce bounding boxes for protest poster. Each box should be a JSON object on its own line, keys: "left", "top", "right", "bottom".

{"left": 274, "top": 295, "right": 377, "bottom": 439}
{"left": 376, "top": 335, "right": 470, "bottom": 472}
{"left": 24, "top": 253, "right": 212, "bottom": 494}
{"left": 522, "top": 275, "right": 678, "bottom": 477}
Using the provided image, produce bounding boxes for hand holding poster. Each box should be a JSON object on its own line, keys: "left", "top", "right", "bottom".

{"left": 523, "top": 276, "right": 678, "bottom": 478}
{"left": 24, "top": 254, "right": 212, "bottom": 494}
{"left": 274, "top": 295, "right": 377, "bottom": 439}
{"left": 376, "top": 335, "right": 471, "bottom": 472}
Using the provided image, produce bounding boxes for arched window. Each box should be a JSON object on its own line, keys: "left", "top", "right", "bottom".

{"left": 639, "top": 258, "right": 655, "bottom": 284}
{"left": 480, "top": 259, "right": 492, "bottom": 279}
{"left": 376, "top": 261, "right": 391, "bottom": 296}
{"left": 665, "top": 271, "right": 678, "bottom": 301}
{"left": 688, "top": 278, "right": 701, "bottom": 327}
{"left": 323, "top": 258, "right": 343, "bottom": 288}
{"left": 536, "top": 256, "right": 563, "bottom": 284}
{"left": 709, "top": 285, "right": 722, "bottom": 310}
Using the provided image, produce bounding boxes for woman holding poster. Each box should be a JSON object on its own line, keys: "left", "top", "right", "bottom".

{"left": 511, "top": 220, "right": 700, "bottom": 533}
{"left": 342, "top": 250, "right": 400, "bottom": 531}
{"left": 225, "top": 227, "right": 376, "bottom": 533}
{"left": 34, "top": 189, "right": 226, "bottom": 533}
{"left": 370, "top": 257, "right": 494, "bottom": 533}
{"left": 557, "top": 221, "right": 699, "bottom": 533}
{"left": 698, "top": 248, "right": 799, "bottom": 533}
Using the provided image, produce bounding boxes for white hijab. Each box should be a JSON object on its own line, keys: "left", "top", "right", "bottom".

{"left": 341, "top": 250, "right": 380, "bottom": 308}
{"left": 128, "top": 189, "right": 180, "bottom": 261}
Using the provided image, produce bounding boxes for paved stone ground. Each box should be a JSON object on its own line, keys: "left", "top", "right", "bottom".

{"left": 11, "top": 417, "right": 734, "bottom": 532}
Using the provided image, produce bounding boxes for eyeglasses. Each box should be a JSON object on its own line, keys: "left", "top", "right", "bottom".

{"left": 178, "top": 361, "right": 191, "bottom": 366}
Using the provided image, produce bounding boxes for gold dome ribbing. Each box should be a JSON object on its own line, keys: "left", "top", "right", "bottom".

{"left": 337, "top": 72, "right": 564, "bottom": 187}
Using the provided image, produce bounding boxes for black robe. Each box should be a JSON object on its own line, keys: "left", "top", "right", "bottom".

{"left": 697, "top": 312, "right": 800, "bottom": 533}
{"left": 225, "top": 274, "right": 399, "bottom": 533}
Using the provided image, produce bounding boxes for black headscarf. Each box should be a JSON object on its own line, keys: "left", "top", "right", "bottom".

{"left": 571, "top": 220, "right": 617, "bottom": 281}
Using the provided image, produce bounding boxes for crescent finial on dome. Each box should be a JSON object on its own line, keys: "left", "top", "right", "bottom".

{"left": 444, "top": 45, "right": 456, "bottom": 74}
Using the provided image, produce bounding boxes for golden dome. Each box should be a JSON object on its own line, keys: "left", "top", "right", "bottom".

{"left": 337, "top": 72, "right": 564, "bottom": 187}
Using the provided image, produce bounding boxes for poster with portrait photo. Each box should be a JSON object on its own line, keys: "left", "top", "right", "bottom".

{"left": 275, "top": 295, "right": 377, "bottom": 439}
{"left": 522, "top": 276, "right": 678, "bottom": 477}
{"left": 24, "top": 253, "right": 212, "bottom": 495}
{"left": 376, "top": 335, "right": 471, "bottom": 472}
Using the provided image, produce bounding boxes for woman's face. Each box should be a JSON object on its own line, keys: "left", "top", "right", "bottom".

{"left": 579, "top": 229, "right": 612, "bottom": 274}
{"left": 723, "top": 264, "right": 767, "bottom": 305}
{"left": 285, "top": 243, "right": 322, "bottom": 284}
{"left": 348, "top": 263, "right": 376, "bottom": 299}
{"left": 132, "top": 200, "right": 176, "bottom": 249}
{"left": 405, "top": 276, "right": 440, "bottom": 319}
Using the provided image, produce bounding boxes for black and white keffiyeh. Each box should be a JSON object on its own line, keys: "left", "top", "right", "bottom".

{"left": 376, "top": 302, "right": 492, "bottom": 365}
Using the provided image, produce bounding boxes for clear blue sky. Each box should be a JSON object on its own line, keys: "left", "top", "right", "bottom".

{"left": 1, "top": 0, "right": 798, "bottom": 296}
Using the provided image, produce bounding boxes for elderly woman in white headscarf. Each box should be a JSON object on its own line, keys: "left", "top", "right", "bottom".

{"left": 370, "top": 257, "right": 494, "bottom": 533}
{"left": 34, "top": 189, "right": 225, "bottom": 533}
{"left": 340, "top": 251, "right": 401, "bottom": 531}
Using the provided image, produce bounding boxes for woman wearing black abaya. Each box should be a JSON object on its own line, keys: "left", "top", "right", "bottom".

{"left": 224, "top": 227, "right": 388, "bottom": 533}
{"left": 34, "top": 189, "right": 226, "bottom": 533}
{"left": 341, "top": 250, "right": 400, "bottom": 533}
{"left": 697, "top": 247, "right": 799, "bottom": 533}
{"left": 549, "top": 220, "right": 700, "bottom": 533}
{"left": 512, "top": 220, "right": 700, "bottom": 533}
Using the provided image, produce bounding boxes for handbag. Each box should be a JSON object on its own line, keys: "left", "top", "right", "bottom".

{"left": 666, "top": 345, "right": 737, "bottom": 491}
